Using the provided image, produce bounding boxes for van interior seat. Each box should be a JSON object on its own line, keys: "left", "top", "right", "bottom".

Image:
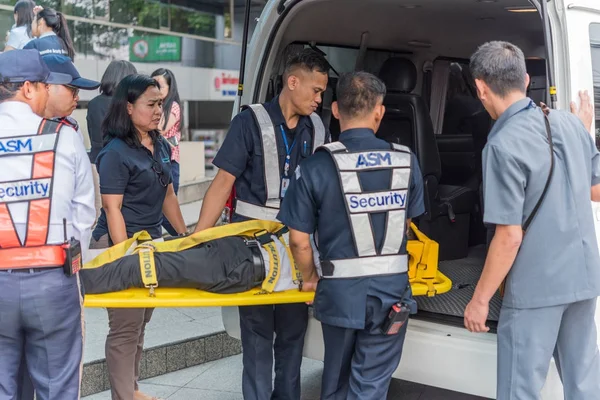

{"left": 377, "top": 57, "right": 477, "bottom": 260}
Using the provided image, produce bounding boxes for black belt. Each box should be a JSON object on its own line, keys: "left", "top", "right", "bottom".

{"left": 0, "top": 266, "right": 61, "bottom": 273}
{"left": 246, "top": 240, "right": 266, "bottom": 284}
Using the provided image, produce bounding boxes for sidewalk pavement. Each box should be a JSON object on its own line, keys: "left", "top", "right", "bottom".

{"left": 84, "top": 307, "right": 224, "bottom": 363}
{"left": 82, "top": 354, "right": 490, "bottom": 400}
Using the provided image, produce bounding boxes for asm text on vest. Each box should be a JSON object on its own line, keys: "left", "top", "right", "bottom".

{"left": 0, "top": 139, "right": 32, "bottom": 154}
{"left": 355, "top": 152, "right": 392, "bottom": 168}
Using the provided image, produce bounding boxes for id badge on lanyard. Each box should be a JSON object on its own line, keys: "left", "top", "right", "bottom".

{"left": 280, "top": 125, "right": 296, "bottom": 198}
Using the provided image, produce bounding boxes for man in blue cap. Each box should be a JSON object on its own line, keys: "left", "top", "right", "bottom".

{"left": 41, "top": 54, "right": 100, "bottom": 140}
{"left": 0, "top": 49, "right": 96, "bottom": 400}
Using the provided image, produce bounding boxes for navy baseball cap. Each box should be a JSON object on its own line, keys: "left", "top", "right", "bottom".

{"left": 42, "top": 54, "right": 100, "bottom": 90}
{"left": 0, "top": 49, "right": 72, "bottom": 85}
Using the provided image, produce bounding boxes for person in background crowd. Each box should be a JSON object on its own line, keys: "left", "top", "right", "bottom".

{"left": 0, "top": 49, "right": 95, "bottom": 400}
{"left": 24, "top": 6, "right": 75, "bottom": 60}
{"left": 87, "top": 60, "right": 138, "bottom": 220}
{"left": 42, "top": 54, "right": 99, "bottom": 130}
{"left": 4, "top": 0, "right": 34, "bottom": 51}
{"left": 90, "top": 74, "right": 187, "bottom": 400}
{"left": 151, "top": 68, "right": 183, "bottom": 236}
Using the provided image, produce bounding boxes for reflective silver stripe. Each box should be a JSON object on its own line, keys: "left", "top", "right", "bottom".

{"left": 349, "top": 213, "right": 377, "bottom": 256}
{"left": 0, "top": 134, "right": 57, "bottom": 157}
{"left": 309, "top": 113, "right": 326, "bottom": 151}
{"left": 382, "top": 154, "right": 412, "bottom": 254}
{"left": 324, "top": 255, "right": 408, "bottom": 278}
{"left": 391, "top": 143, "right": 411, "bottom": 153}
{"left": 381, "top": 210, "right": 407, "bottom": 255}
{"left": 235, "top": 199, "right": 280, "bottom": 221}
{"left": 321, "top": 142, "right": 346, "bottom": 152}
{"left": 392, "top": 168, "right": 410, "bottom": 189}
{"left": 333, "top": 151, "right": 411, "bottom": 171}
{"left": 248, "top": 104, "right": 280, "bottom": 208}
{"left": 340, "top": 171, "right": 361, "bottom": 193}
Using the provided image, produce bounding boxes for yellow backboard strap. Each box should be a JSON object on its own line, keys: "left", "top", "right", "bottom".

{"left": 137, "top": 244, "right": 158, "bottom": 297}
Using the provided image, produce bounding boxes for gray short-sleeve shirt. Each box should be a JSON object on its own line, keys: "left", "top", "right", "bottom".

{"left": 483, "top": 97, "right": 600, "bottom": 309}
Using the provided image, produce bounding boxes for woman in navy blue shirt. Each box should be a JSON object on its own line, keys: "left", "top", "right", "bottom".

{"left": 90, "top": 74, "right": 186, "bottom": 400}
{"left": 23, "top": 6, "right": 74, "bottom": 59}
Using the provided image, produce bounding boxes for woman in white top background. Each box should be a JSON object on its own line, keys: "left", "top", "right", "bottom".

{"left": 4, "top": 0, "right": 35, "bottom": 51}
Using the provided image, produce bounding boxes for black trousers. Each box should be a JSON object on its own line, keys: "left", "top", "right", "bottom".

{"left": 80, "top": 236, "right": 265, "bottom": 295}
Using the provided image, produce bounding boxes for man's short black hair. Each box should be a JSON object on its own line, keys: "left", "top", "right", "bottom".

{"left": 283, "top": 48, "right": 329, "bottom": 79}
{"left": 336, "top": 72, "right": 387, "bottom": 119}
{"left": 470, "top": 41, "right": 527, "bottom": 98}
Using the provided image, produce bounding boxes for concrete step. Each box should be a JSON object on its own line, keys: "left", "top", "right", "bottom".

{"left": 81, "top": 331, "right": 241, "bottom": 397}
{"left": 177, "top": 177, "right": 212, "bottom": 205}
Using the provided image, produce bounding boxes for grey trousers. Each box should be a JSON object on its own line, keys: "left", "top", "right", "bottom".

{"left": 497, "top": 298, "right": 600, "bottom": 400}
{"left": 91, "top": 234, "right": 155, "bottom": 400}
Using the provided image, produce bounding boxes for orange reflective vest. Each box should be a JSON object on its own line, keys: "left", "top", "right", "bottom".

{"left": 0, "top": 119, "right": 66, "bottom": 269}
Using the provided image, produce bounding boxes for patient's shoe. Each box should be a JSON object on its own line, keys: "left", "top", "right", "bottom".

{"left": 134, "top": 390, "right": 163, "bottom": 400}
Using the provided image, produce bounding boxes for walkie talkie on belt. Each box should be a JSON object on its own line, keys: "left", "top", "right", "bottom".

{"left": 381, "top": 285, "right": 411, "bottom": 335}
{"left": 62, "top": 218, "right": 82, "bottom": 276}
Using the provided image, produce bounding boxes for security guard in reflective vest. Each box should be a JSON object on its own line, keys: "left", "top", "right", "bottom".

{"left": 0, "top": 49, "right": 96, "bottom": 400}
{"left": 278, "top": 71, "right": 425, "bottom": 400}
{"left": 13, "top": 53, "right": 100, "bottom": 400}
{"left": 193, "top": 49, "right": 329, "bottom": 400}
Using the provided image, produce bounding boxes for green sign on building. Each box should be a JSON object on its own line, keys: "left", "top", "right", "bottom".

{"left": 129, "top": 35, "right": 181, "bottom": 62}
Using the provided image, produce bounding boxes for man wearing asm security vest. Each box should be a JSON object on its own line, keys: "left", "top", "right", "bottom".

{"left": 278, "top": 71, "right": 425, "bottom": 400}
{"left": 193, "top": 49, "right": 329, "bottom": 400}
{"left": 0, "top": 49, "right": 96, "bottom": 400}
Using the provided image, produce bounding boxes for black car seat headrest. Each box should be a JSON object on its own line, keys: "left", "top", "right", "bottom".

{"left": 379, "top": 58, "right": 418, "bottom": 93}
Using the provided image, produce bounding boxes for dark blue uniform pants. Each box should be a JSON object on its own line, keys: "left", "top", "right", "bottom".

{"left": 320, "top": 303, "right": 408, "bottom": 399}
{"left": 238, "top": 303, "right": 309, "bottom": 400}
{"left": 0, "top": 268, "right": 84, "bottom": 400}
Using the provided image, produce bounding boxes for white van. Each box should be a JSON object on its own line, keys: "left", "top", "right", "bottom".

{"left": 222, "top": 0, "right": 600, "bottom": 398}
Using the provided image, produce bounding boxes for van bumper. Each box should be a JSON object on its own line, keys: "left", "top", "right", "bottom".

{"left": 221, "top": 307, "right": 564, "bottom": 399}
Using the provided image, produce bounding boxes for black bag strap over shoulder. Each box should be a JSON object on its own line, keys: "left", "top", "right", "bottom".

{"left": 523, "top": 112, "right": 554, "bottom": 232}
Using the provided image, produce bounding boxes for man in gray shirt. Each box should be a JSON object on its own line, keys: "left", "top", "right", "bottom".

{"left": 464, "top": 41, "right": 600, "bottom": 399}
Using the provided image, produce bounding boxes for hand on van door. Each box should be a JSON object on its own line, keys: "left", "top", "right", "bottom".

{"left": 570, "top": 90, "right": 594, "bottom": 134}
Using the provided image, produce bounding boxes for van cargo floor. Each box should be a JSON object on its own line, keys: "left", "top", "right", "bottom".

{"left": 415, "top": 245, "right": 502, "bottom": 322}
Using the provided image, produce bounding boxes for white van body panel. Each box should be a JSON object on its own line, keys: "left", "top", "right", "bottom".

{"left": 223, "top": 0, "right": 600, "bottom": 397}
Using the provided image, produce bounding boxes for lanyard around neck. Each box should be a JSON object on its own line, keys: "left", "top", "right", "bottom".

{"left": 280, "top": 125, "right": 296, "bottom": 156}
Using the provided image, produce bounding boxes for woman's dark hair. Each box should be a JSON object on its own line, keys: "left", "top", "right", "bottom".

{"left": 35, "top": 7, "right": 74, "bottom": 59}
{"left": 102, "top": 74, "right": 162, "bottom": 147}
{"left": 151, "top": 68, "right": 182, "bottom": 131}
{"left": 100, "top": 60, "right": 138, "bottom": 96}
{"left": 14, "top": 0, "right": 35, "bottom": 37}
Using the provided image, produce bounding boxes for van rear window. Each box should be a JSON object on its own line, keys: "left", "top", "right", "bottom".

{"left": 590, "top": 23, "right": 600, "bottom": 143}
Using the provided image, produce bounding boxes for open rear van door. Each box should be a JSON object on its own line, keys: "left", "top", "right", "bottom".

{"left": 561, "top": 0, "right": 600, "bottom": 396}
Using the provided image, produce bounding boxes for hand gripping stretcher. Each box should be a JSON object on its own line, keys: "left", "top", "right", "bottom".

{"left": 81, "top": 220, "right": 452, "bottom": 308}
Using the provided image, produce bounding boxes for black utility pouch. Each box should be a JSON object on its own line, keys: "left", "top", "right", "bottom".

{"left": 381, "top": 302, "right": 411, "bottom": 335}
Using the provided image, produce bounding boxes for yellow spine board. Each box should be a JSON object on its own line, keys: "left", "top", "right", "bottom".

{"left": 82, "top": 220, "right": 453, "bottom": 307}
